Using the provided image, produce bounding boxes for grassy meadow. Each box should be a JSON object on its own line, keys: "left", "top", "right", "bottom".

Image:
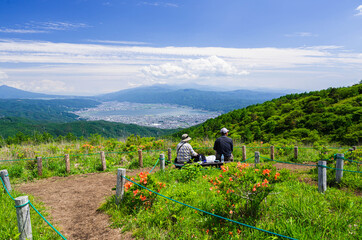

{"left": 0, "top": 136, "right": 361, "bottom": 239}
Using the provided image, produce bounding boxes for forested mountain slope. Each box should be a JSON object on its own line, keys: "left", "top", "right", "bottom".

{"left": 0, "top": 99, "right": 100, "bottom": 122}
{"left": 0, "top": 117, "right": 174, "bottom": 141}
{"left": 175, "top": 83, "right": 361, "bottom": 145}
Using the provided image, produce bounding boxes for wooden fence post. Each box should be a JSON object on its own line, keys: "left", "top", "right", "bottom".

{"left": 115, "top": 168, "right": 126, "bottom": 205}
{"left": 254, "top": 151, "right": 260, "bottom": 168}
{"left": 36, "top": 157, "right": 42, "bottom": 177}
{"left": 15, "top": 196, "right": 32, "bottom": 240}
{"left": 318, "top": 160, "right": 327, "bottom": 193}
{"left": 242, "top": 145, "right": 246, "bottom": 161}
{"left": 138, "top": 150, "right": 143, "bottom": 168}
{"left": 168, "top": 148, "right": 172, "bottom": 164}
{"left": 160, "top": 154, "right": 165, "bottom": 171}
{"left": 335, "top": 153, "right": 344, "bottom": 183}
{"left": 0, "top": 169, "right": 12, "bottom": 192}
{"left": 294, "top": 146, "right": 298, "bottom": 159}
{"left": 64, "top": 154, "right": 70, "bottom": 173}
{"left": 270, "top": 146, "right": 275, "bottom": 160}
{"left": 100, "top": 151, "right": 106, "bottom": 171}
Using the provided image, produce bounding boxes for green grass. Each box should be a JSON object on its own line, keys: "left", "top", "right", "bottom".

{"left": 0, "top": 189, "right": 63, "bottom": 239}
{"left": 0, "top": 139, "right": 360, "bottom": 239}
{"left": 100, "top": 163, "right": 361, "bottom": 240}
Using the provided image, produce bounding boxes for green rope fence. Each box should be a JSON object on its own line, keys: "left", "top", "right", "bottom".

{"left": 345, "top": 159, "right": 362, "bottom": 164}
{"left": 259, "top": 156, "right": 318, "bottom": 167}
{"left": 149, "top": 158, "right": 160, "bottom": 173}
{"left": 123, "top": 176, "right": 298, "bottom": 240}
{"left": 0, "top": 176, "right": 67, "bottom": 240}
{"left": 259, "top": 156, "right": 362, "bottom": 173}
{"left": 317, "top": 165, "right": 362, "bottom": 173}
{"left": 0, "top": 145, "right": 357, "bottom": 163}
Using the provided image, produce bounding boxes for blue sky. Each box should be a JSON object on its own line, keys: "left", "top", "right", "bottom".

{"left": 0, "top": 0, "right": 361, "bottom": 95}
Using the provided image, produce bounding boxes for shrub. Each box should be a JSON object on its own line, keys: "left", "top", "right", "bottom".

{"left": 207, "top": 162, "right": 285, "bottom": 221}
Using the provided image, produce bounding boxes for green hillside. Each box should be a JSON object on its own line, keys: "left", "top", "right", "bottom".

{"left": 0, "top": 117, "right": 175, "bottom": 142}
{"left": 0, "top": 99, "right": 100, "bottom": 122}
{"left": 175, "top": 83, "right": 361, "bottom": 145}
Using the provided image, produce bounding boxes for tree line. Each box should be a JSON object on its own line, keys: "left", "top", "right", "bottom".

{"left": 175, "top": 83, "right": 361, "bottom": 145}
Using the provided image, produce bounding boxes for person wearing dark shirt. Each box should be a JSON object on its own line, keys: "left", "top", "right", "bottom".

{"left": 213, "top": 127, "right": 234, "bottom": 161}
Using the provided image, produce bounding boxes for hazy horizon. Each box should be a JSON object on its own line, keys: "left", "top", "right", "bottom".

{"left": 0, "top": 83, "right": 303, "bottom": 97}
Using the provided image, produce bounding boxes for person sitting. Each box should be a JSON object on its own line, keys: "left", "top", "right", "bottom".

{"left": 213, "top": 127, "right": 234, "bottom": 161}
{"left": 176, "top": 133, "right": 198, "bottom": 164}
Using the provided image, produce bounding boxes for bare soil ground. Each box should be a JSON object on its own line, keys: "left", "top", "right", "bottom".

{"left": 274, "top": 162, "right": 318, "bottom": 186}
{"left": 16, "top": 167, "right": 156, "bottom": 240}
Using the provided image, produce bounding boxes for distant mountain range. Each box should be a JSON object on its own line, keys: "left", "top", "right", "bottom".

{"left": 0, "top": 84, "right": 287, "bottom": 139}
{"left": 96, "top": 85, "right": 286, "bottom": 113}
{"left": 0, "top": 84, "right": 286, "bottom": 113}
{"left": 0, "top": 85, "right": 73, "bottom": 99}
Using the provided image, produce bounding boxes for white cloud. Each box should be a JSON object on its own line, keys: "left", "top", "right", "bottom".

{"left": 285, "top": 32, "right": 318, "bottom": 37}
{"left": 0, "top": 39, "right": 347, "bottom": 68}
{"left": 356, "top": 5, "right": 362, "bottom": 16}
{"left": 87, "top": 39, "right": 148, "bottom": 45}
{"left": 0, "top": 79, "right": 73, "bottom": 93}
{"left": 141, "top": 56, "right": 249, "bottom": 80}
{"left": 0, "top": 70, "right": 8, "bottom": 79}
{"left": 27, "top": 21, "right": 89, "bottom": 31}
{"left": 0, "top": 39, "right": 361, "bottom": 94}
{"left": 0, "top": 21, "right": 89, "bottom": 34}
{"left": 138, "top": 2, "right": 179, "bottom": 7}
{"left": 0, "top": 28, "right": 47, "bottom": 34}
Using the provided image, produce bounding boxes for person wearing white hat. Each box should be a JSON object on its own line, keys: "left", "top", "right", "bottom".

{"left": 175, "top": 133, "right": 198, "bottom": 164}
{"left": 213, "top": 128, "right": 234, "bottom": 161}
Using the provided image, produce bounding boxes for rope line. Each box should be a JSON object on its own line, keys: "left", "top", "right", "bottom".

{"left": 0, "top": 158, "right": 35, "bottom": 162}
{"left": 0, "top": 145, "right": 354, "bottom": 162}
{"left": 29, "top": 202, "right": 67, "bottom": 240}
{"left": 345, "top": 159, "right": 362, "bottom": 164}
{"left": 149, "top": 158, "right": 160, "bottom": 173}
{"left": 15, "top": 201, "right": 30, "bottom": 208}
{"left": 259, "top": 156, "right": 361, "bottom": 172}
{"left": 123, "top": 176, "right": 297, "bottom": 240}
{"left": 43, "top": 156, "right": 64, "bottom": 160}
{"left": 259, "top": 156, "right": 318, "bottom": 167}
{"left": 1, "top": 176, "right": 67, "bottom": 239}
{"left": 1, "top": 176, "right": 15, "bottom": 201}
{"left": 317, "top": 165, "right": 362, "bottom": 173}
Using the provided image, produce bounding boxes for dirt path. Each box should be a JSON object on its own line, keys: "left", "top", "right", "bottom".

{"left": 16, "top": 167, "right": 155, "bottom": 240}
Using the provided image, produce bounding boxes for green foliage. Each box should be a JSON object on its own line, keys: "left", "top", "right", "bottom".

{"left": 175, "top": 83, "right": 362, "bottom": 145}
{"left": 0, "top": 98, "right": 100, "bottom": 122}
{"left": 101, "top": 163, "right": 361, "bottom": 240}
{"left": 0, "top": 117, "right": 175, "bottom": 144}
{"left": 257, "top": 181, "right": 361, "bottom": 240}
{"left": 1, "top": 134, "right": 360, "bottom": 239}
{"left": 0, "top": 189, "right": 63, "bottom": 239}
{"left": 209, "top": 162, "right": 285, "bottom": 220}
{"left": 309, "top": 148, "right": 361, "bottom": 191}
{"left": 174, "top": 163, "right": 203, "bottom": 183}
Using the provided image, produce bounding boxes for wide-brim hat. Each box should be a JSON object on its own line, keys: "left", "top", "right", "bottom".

{"left": 181, "top": 133, "right": 191, "bottom": 142}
